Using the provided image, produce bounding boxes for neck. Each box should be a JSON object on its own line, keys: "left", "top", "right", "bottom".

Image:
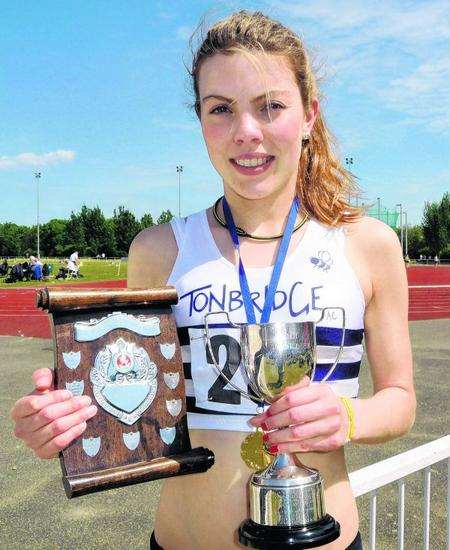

{"left": 222, "top": 185, "right": 298, "bottom": 236}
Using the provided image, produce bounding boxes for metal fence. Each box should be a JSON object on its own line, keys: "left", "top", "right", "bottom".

{"left": 349, "top": 435, "right": 450, "bottom": 549}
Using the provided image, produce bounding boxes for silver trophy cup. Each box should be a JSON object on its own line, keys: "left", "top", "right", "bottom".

{"left": 204, "top": 307, "right": 346, "bottom": 549}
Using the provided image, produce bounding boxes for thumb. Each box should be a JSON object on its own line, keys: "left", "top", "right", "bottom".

{"left": 32, "top": 368, "right": 55, "bottom": 392}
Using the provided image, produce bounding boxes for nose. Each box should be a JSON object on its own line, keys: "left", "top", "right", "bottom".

{"left": 232, "top": 112, "right": 263, "bottom": 145}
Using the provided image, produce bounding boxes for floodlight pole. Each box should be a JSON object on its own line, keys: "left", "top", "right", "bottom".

{"left": 345, "top": 157, "right": 353, "bottom": 203}
{"left": 35, "top": 172, "right": 42, "bottom": 258}
{"left": 176, "top": 165, "right": 183, "bottom": 217}
{"left": 404, "top": 211, "right": 408, "bottom": 257}
{"left": 396, "top": 203, "right": 403, "bottom": 256}
{"left": 377, "top": 197, "right": 381, "bottom": 221}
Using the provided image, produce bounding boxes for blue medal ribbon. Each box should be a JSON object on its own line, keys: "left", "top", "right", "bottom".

{"left": 222, "top": 196, "right": 299, "bottom": 324}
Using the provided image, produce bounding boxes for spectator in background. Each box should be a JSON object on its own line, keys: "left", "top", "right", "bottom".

{"left": 67, "top": 252, "right": 79, "bottom": 277}
{"left": 29, "top": 256, "right": 43, "bottom": 280}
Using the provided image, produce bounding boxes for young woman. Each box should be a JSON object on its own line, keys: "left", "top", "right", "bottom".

{"left": 11, "top": 11, "right": 415, "bottom": 549}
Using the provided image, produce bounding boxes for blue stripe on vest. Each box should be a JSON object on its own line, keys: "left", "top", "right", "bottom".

{"left": 183, "top": 360, "right": 360, "bottom": 383}
{"left": 312, "top": 361, "right": 361, "bottom": 381}
{"left": 316, "top": 327, "right": 364, "bottom": 347}
{"left": 177, "top": 325, "right": 364, "bottom": 347}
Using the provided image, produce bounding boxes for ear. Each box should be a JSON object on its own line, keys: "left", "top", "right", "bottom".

{"left": 304, "top": 99, "right": 319, "bottom": 134}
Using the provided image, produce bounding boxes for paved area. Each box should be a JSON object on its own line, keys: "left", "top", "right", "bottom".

{"left": 1, "top": 319, "right": 449, "bottom": 549}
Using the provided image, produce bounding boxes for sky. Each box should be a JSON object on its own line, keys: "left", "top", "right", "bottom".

{"left": 1, "top": 0, "right": 449, "bottom": 227}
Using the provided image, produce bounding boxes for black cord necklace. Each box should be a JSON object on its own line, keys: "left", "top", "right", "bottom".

{"left": 212, "top": 196, "right": 308, "bottom": 241}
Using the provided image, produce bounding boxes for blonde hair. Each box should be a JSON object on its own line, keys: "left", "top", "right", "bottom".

{"left": 188, "top": 10, "right": 362, "bottom": 225}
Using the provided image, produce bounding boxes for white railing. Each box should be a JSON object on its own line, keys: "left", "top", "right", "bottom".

{"left": 349, "top": 435, "right": 450, "bottom": 549}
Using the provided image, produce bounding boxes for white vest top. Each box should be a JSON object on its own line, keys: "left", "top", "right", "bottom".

{"left": 167, "top": 209, "right": 365, "bottom": 432}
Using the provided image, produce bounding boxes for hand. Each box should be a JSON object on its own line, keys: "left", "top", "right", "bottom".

{"left": 249, "top": 376, "right": 349, "bottom": 453}
{"left": 10, "top": 368, "right": 97, "bottom": 459}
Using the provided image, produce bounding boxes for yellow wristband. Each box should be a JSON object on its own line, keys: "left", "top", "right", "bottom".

{"left": 340, "top": 397, "right": 356, "bottom": 442}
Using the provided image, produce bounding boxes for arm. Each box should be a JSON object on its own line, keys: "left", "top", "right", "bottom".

{"left": 348, "top": 220, "right": 415, "bottom": 443}
{"left": 251, "top": 218, "right": 416, "bottom": 452}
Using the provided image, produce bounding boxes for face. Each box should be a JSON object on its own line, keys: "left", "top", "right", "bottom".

{"left": 198, "top": 51, "right": 318, "bottom": 201}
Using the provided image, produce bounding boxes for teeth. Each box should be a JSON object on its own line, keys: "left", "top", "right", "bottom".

{"left": 235, "top": 157, "right": 271, "bottom": 167}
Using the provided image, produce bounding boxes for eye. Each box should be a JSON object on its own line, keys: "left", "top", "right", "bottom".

{"left": 210, "top": 104, "right": 231, "bottom": 114}
{"left": 262, "top": 101, "right": 285, "bottom": 112}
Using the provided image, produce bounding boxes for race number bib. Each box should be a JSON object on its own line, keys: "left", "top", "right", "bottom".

{"left": 189, "top": 326, "right": 260, "bottom": 415}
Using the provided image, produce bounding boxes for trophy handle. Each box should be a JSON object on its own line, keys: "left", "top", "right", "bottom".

{"left": 204, "top": 312, "right": 258, "bottom": 402}
{"left": 313, "top": 307, "right": 346, "bottom": 383}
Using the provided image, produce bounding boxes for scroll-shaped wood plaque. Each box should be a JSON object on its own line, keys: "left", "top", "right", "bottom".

{"left": 37, "top": 287, "right": 214, "bottom": 498}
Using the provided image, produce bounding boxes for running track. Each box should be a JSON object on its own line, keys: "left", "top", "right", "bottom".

{"left": 0, "top": 267, "right": 449, "bottom": 338}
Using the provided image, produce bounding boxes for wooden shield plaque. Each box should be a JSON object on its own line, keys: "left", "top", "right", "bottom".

{"left": 37, "top": 287, "right": 214, "bottom": 498}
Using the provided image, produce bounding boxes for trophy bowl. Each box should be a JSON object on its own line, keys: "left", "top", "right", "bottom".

{"left": 205, "top": 309, "right": 345, "bottom": 549}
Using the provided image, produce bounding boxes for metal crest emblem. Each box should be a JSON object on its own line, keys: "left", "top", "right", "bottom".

{"left": 90, "top": 337, "right": 157, "bottom": 425}
{"left": 166, "top": 399, "right": 182, "bottom": 417}
{"left": 65, "top": 380, "right": 84, "bottom": 396}
{"left": 63, "top": 351, "right": 81, "bottom": 370}
{"left": 163, "top": 372, "right": 180, "bottom": 390}
{"left": 123, "top": 430, "right": 140, "bottom": 451}
{"left": 160, "top": 427, "right": 176, "bottom": 445}
{"left": 160, "top": 343, "right": 176, "bottom": 360}
{"left": 82, "top": 436, "right": 101, "bottom": 457}
{"left": 74, "top": 312, "right": 161, "bottom": 342}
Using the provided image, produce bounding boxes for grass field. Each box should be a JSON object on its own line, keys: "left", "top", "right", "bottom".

{"left": 0, "top": 258, "right": 128, "bottom": 288}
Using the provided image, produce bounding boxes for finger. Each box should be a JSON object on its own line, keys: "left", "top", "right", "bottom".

{"left": 27, "top": 404, "right": 97, "bottom": 450}
{"left": 281, "top": 375, "right": 311, "bottom": 394}
{"left": 21, "top": 395, "right": 93, "bottom": 433}
{"left": 10, "top": 389, "right": 73, "bottom": 421}
{"left": 249, "top": 377, "right": 312, "bottom": 427}
{"left": 265, "top": 384, "right": 319, "bottom": 418}
{"left": 34, "top": 422, "right": 88, "bottom": 459}
{"left": 277, "top": 432, "right": 345, "bottom": 454}
{"left": 32, "top": 368, "right": 55, "bottom": 392}
{"left": 262, "top": 400, "right": 341, "bottom": 431}
{"left": 264, "top": 416, "right": 340, "bottom": 447}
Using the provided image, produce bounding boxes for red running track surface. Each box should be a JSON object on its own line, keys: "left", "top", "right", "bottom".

{"left": 0, "top": 268, "right": 449, "bottom": 338}
{"left": 0, "top": 280, "right": 126, "bottom": 339}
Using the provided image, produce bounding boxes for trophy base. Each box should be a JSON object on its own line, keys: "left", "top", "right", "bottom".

{"left": 238, "top": 515, "right": 340, "bottom": 549}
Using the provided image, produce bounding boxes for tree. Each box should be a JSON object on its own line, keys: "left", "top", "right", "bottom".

{"left": 112, "top": 206, "right": 141, "bottom": 256}
{"left": 406, "top": 225, "right": 427, "bottom": 259}
{"left": 40, "top": 219, "right": 68, "bottom": 257}
{"left": 78, "top": 205, "right": 116, "bottom": 257}
{"left": 422, "top": 201, "right": 446, "bottom": 256}
{"left": 438, "top": 192, "right": 450, "bottom": 245}
{"left": 140, "top": 213, "right": 154, "bottom": 229}
{"left": 61, "top": 211, "right": 86, "bottom": 256}
{"left": 157, "top": 210, "right": 174, "bottom": 224}
{"left": 0, "top": 223, "right": 28, "bottom": 256}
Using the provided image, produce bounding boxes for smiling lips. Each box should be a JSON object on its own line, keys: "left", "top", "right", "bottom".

{"left": 230, "top": 154, "right": 275, "bottom": 172}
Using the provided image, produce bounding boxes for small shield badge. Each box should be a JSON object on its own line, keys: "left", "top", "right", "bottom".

{"left": 166, "top": 399, "right": 182, "bottom": 417}
{"left": 66, "top": 380, "right": 84, "bottom": 396}
{"left": 123, "top": 430, "right": 140, "bottom": 451}
{"left": 63, "top": 351, "right": 81, "bottom": 370}
{"left": 163, "top": 372, "right": 179, "bottom": 390}
{"left": 160, "top": 427, "right": 176, "bottom": 445}
{"left": 90, "top": 337, "right": 158, "bottom": 425}
{"left": 160, "top": 343, "right": 176, "bottom": 360}
{"left": 82, "top": 436, "right": 101, "bottom": 457}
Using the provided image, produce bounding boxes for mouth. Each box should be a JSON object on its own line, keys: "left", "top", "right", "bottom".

{"left": 229, "top": 155, "right": 275, "bottom": 175}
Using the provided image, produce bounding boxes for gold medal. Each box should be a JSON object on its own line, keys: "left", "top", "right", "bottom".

{"left": 240, "top": 429, "right": 273, "bottom": 470}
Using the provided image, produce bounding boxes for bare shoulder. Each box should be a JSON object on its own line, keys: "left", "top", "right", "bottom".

{"left": 344, "top": 216, "right": 405, "bottom": 298}
{"left": 128, "top": 223, "right": 178, "bottom": 288}
{"left": 344, "top": 216, "right": 402, "bottom": 258}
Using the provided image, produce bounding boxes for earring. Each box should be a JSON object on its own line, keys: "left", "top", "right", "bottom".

{"left": 302, "top": 134, "right": 310, "bottom": 144}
